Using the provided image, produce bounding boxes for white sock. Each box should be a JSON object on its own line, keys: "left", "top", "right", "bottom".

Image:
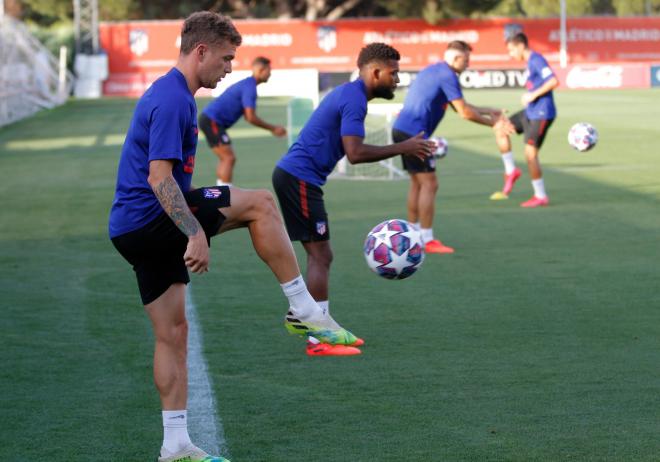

{"left": 421, "top": 228, "right": 434, "bottom": 244}
{"left": 412, "top": 222, "right": 420, "bottom": 230}
{"left": 216, "top": 179, "right": 232, "bottom": 187}
{"left": 501, "top": 151, "right": 516, "bottom": 175}
{"left": 281, "top": 275, "right": 319, "bottom": 320}
{"left": 317, "top": 300, "right": 329, "bottom": 317}
{"left": 532, "top": 178, "right": 547, "bottom": 198}
{"left": 162, "top": 410, "right": 192, "bottom": 455}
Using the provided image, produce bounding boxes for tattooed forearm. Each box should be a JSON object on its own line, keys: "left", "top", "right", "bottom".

{"left": 152, "top": 176, "right": 200, "bottom": 237}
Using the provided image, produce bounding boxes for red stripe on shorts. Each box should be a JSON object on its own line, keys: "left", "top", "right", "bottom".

{"left": 211, "top": 120, "right": 219, "bottom": 135}
{"left": 538, "top": 119, "right": 548, "bottom": 136}
{"left": 299, "top": 180, "right": 309, "bottom": 218}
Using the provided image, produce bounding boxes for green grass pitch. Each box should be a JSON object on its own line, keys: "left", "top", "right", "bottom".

{"left": 1, "top": 89, "right": 659, "bottom": 461}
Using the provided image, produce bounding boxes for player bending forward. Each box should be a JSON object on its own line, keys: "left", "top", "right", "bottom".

{"left": 393, "top": 40, "right": 513, "bottom": 254}
{"left": 109, "top": 13, "right": 358, "bottom": 462}
{"left": 272, "top": 43, "right": 435, "bottom": 346}
{"left": 490, "top": 32, "right": 559, "bottom": 207}
{"left": 199, "top": 56, "right": 286, "bottom": 186}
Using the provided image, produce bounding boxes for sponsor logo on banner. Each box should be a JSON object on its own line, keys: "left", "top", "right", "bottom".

{"left": 363, "top": 29, "right": 479, "bottom": 45}
{"left": 651, "top": 65, "right": 660, "bottom": 87}
{"left": 459, "top": 69, "right": 527, "bottom": 89}
{"left": 317, "top": 26, "right": 337, "bottom": 53}
{"left": 565, "top": 65, "right": 623, "bottom": 89}
{"left": 242, "top": 33, "right": 293, "bottom": 47}
{"left": 129, "top": 29, "right": 149, "bottom": 57}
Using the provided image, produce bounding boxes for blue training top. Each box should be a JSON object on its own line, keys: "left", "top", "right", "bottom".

{"left": 525, "top": 51, "right": 557, "bottom": 120}
{"left": 109, "top": 68, "right": 198, "bottom": 238}
{"left": 202, "top": 76, "right": 258, "bottom": 128}
{"left": 276, "top": 79, "right": 367, "bottom": 186}
{"left": 393, "top": 61, "right": 463, "bottom": 138}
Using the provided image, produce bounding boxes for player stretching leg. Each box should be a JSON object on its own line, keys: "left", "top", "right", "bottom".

{"left": 490, "top": 32, "right": 558, "bottom": 207}
{"left": 393, "top": 41, "right": 513, "bottom": 253}
{"left": 109, "top": 13, "right": 359, "bottom": 462}
{"left": 199, "top": 56, "right": 286, "bottom": 186}
{"left": 273, "top": 43, "right": 435, "bottom": 348}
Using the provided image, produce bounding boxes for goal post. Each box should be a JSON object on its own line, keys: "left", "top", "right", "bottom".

{"left": 286, "top": 98, "right": 406, "bottom": 181}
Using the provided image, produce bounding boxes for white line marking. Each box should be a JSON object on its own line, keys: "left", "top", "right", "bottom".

{"left": 185, "top": 286, "right": 230, "bottom": 458}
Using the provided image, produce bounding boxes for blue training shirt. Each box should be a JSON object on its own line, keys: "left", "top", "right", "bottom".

{"left": 276, "top": 79, "right": 367, "bottom": 186}
{"left": 525, "top": 51, "right": 557, "bottom": 120}
{"left": 109, "top": 68, "right": 198, "bottom": 238}
{"left": 202, "top": 76, "right": 257, "bottom": 128}
{"left": 393, "top": 62, "right": 463, "bottom": 138}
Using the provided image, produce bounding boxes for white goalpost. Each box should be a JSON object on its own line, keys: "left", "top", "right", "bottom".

{"left": 286, "top": 98, "right": 407, "bottom": 181}
{"left": 333, "top": 102, "right": 406, "bottom": 180}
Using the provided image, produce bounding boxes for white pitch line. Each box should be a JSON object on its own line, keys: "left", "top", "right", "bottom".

{"left": 185, "top": 286, "right": 230, "bottom": 458}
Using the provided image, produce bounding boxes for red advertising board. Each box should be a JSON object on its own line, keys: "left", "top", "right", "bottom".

{"left": 100, "top": 17, "right": 660, "bottom": 95}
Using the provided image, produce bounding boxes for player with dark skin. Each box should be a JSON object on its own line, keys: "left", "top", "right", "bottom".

{"left": 274, "top": 43, "right": 434, "bottom": 319}
{"left": 306, "top": 58, "right": 432, "bottom": 303}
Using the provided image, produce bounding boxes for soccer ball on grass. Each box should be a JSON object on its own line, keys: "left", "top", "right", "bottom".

{"left": 568, "top": 122, "right": 598, "bottom": 152}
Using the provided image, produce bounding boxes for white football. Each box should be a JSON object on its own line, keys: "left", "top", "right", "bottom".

{"left": 363, "top": 219, "right": 425, "bottom": 280}
{"left": 568, "top": 122, "right": 598, "bottom": 152}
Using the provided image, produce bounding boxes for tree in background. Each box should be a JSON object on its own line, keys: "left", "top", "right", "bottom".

{"left": 6, "top": 0, "right": 660, "bottom": 24}
{"left": 379, "top": 0, "right": 501, "bottom": 22}
{"left": 611, "top": 0, "right": 660, "bottom": 15}
{"left": 491, "top": 0, "right": 659, "bottom": 16}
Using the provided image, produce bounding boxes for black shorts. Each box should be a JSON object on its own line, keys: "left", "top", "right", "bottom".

{"left": 199, "top": 113, "right": 231, "bottom": 147}
{"left": 272, "top": 167, "right": 329, "bottom": 242}
{"left": 111, "top": 186, "right": 231, "bottom": 305}
{"left": 392, "top": 128, "right": 436, "bottom": 174}
{"left": 509, "top": 110, "right": 554, "bottom": 149}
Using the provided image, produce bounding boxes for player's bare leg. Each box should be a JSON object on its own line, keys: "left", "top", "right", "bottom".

{"left": 301, "top": 240, "right": 333, "bottom": 302}
{"left": 212, "top": 144, "right": 236, "bottom": 185}
{"left": 145, "top": 283, "right": 202, "bottom": 458}
{"left": 520, "top": 144, "right": 549, "bottom": 207}
{"left": 407, "top": 174, "right": 421, "bottom": 224}
{"left": 217, "top": 187, "right": 362, "bottom": 347}
{"left": 415, "top": 172, "right": 453, "bottom": 254}
{"left": 145, "top": 283, "right": 189, "bottom": 411}
{"left": 416, "top": 172, "right": 437, "bottom": 231}
{"left": 491, "top": 128, "right": 522, "bottom": 199}
{"left": 525, "top": 144, "right": 542, "bottom": 180}
{"left": 217, "top": 188, "right": 299, "bottom": 281}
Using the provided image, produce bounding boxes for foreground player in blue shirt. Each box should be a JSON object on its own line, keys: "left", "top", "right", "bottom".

{"left": 273, "top": 43, "right": 435, "bottom": 346}
{"left": 393, "top": 41, "right": 513, "bottom": 254}
{"left": 109, "top": 12, "right": 359, "bottom": 462}
{"left": 490, "top": 32, "right": 559, "bottom": 207}
{"left": 199, "top": 56, "right": 286, "bottom": 186}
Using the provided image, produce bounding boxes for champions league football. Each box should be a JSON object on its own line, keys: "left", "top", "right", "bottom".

{"left": 568, "top": 122, "right": 598, "bottom": 152}
{"left": 430, "top": 136, "right": 449, "bottom": 159}
{"left": 363, "top": 219, "right": 425, "bottom": 280}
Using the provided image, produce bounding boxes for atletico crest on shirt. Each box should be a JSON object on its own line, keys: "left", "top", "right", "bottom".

{"left": 203, "top": 188, "right": 222, "bottom": 199}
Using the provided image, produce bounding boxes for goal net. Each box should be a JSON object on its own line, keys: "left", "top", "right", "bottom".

{"left": 0, "top": 15, "right": 74, "bottom": 127}
{"left": 286, "top": 98, "right": 406, "bottom": 181}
